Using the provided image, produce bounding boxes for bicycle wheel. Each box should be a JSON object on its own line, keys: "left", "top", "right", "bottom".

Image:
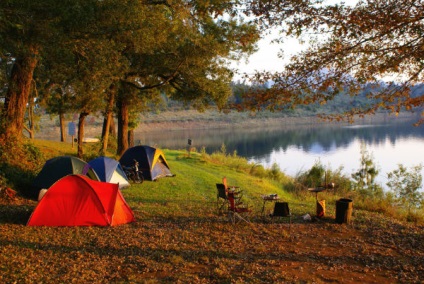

{"left": 133, "top": 171, "right": 144, "bottom": 184}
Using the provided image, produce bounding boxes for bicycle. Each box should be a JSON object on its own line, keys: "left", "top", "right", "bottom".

{"left": 123, "top": 159, "right": 144, "bottom": 184}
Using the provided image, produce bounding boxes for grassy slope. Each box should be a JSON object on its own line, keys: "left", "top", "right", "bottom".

{"left": 30, "top": 139, "right": 317, "bottom": 216}
{"left": 1, "top": 140, "right": 423, "bottom": 283}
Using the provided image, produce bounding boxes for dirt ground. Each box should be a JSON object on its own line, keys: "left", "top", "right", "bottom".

{"left": 1, "top": 193, "right": 423, "bottom": 283}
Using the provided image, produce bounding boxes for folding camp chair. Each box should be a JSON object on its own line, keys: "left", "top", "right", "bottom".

{"left": 227, "top": 192, "right": 251, "bottom": 224}
{"left": 222, "top": 176, "right": 244, "bottom": 203}
{"left": 217, "top": 183, "right": 243, "bottom": 215}
{"left": 222, "top": 176, "right": 243, "bottom": 196}
{"left": 270, "top": 202, "right": 292, "bottom": 229}
{"left": 216, "top": 183, "right": 228, "bottom": 215}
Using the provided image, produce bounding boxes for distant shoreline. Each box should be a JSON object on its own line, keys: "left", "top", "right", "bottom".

{"left": 135, "top": 111, "right": 419, "bottom": 132}
{"left": 34, "top": 111, "right": 420, "bottom": 141}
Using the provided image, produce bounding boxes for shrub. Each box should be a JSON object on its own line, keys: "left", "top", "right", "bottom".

{"left": 0, "top": 138, "right": 44, "bottom": 196}
{"left": 292, "top": 161, "right": 352, "bottom": 197}
{"left": 268, "top": 163, "right": 284, "bottom": 182}
{"left": 295, "top": 160, "right": 325, "bottom": 188}
{"left": 249, "top": 163, "right": 267, "bottom": 179}
{"left": 202, "top": 144, "right": 294, "bottom": 185}
{"left": 386, "top": 164, "right": 423, "bottom": 214}
{"left": 351, "top": 142, "right": 383, "bottom": 198}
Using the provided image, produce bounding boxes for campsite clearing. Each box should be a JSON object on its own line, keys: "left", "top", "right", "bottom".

{"left": 1, "top": 195, "right": 423, "bottom": 283}
{"left": 0, "top": 142, "right": 423, "bottom": 283}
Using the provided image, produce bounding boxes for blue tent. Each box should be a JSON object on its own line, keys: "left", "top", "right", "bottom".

{"left": 119, "top": 145, "right": 174, "bottom": 181}
{"left": 88, "top": 157, "right": 130, "bottom": 189}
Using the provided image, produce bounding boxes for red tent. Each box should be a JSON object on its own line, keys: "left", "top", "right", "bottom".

{"left": 27, "top": 175, "right": 135, "bottom": 226}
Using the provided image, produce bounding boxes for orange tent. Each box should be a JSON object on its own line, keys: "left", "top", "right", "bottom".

{"left": 27, "top": 175, "right": 135, "bottom": 226}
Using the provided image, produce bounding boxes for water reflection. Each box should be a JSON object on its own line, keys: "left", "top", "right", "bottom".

{"left": 136, "top": 119, "right": 424, "bottom": 188}
{"left": 137, "top": 120, "right": 424, "bottom": 160}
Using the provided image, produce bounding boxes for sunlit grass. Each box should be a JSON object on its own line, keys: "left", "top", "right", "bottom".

{"left": 19, "top": 139, "right": 424, "bottom": 225}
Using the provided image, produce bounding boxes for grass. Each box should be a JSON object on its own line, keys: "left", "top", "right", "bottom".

{"left": 125, "top": 150, "right": 311, "bottom": 219}
{"left": 1, "top": 139, "right": 424, "bottom": 283}
{"left": 29, "top": 139, "right": 318, "bottom": 217}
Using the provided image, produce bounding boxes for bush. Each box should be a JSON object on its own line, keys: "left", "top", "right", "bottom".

{"left": 351, "top": 142, "right": 383, "bottom": 198}
{"left": 295, "top": 160, "right": 326, "bottom": 188}
{"left": 202, "top": 144, "right": 294, "bottom": 186}
{"left": 292, "top": 161, "right": 352, "bottom": 197}
{"left": 249, "top": 163, "right": 267, "bottom": 179}
{"left": 0, "top": 138, "right": 44, "bottom": 196}
{"left": 386, "top": 164, "right": 423, "bottom": 213}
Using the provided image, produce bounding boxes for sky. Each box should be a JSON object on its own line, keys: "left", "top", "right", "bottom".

{"left": 231, "top": 0, "right": 359, "bottom": 81}
{"left": 231, "top": 31, "right": 301, "bottom": 80}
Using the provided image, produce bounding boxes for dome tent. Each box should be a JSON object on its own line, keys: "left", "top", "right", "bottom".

{"left": 119, "top": 145, "right": 173, "bottom": 181}
{"left": 28, "top": 175, "right": 135, "bottom": 226}
{"left": 88, "top": 156, "right": 130, "bottom": 189}
{"left": 31, "top": 156, "right": 99, "bottom": 199}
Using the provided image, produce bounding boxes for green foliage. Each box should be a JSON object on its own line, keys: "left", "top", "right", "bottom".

{"left": 82, "top": 141, "right": 106, "bottom": 162}
{"left": 326, "top": 166, "right": 352, "bottom": 196}
{"left": 0, "top": 139, "right": 43, "bottom": 170}
{"left": 351, "top": 142, "right": 383, "bottom": 198}
{"left": 0, "top": 138, "right": 43, "bottom": 196}
{"left": 249, "top": 163, "right": 267, "bottom": 179}
{"left": 293, "top": 160, "right": 352, "bottom": 197}
{"left": 201, "top": 144, "right": 293, "bottom": 186}
{"left": 269, "top": 163, "right": 283, "bottom": 181}
{"left": 219, "top": 143, "right": 227, "bottom": 155}
{"left": 296, "top": 159, "right": 325, "bottom": 188}
{"left": 1, "top": 0, "right": 261, "bottom": 147}
{"left": 387, "top": 164, "right": 424, "bottom": 213}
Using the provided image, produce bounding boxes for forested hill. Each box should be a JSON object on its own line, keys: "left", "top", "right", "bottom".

{"left": 157, "top": 82, "right": 424, "bottom": 119}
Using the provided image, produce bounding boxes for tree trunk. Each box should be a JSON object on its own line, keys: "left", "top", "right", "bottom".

{"left": 100, "top": 84, "right": 116, "bottom": 155}
{"left": 23, "top": 125, "right": 33, "bottom": 139}
{"left": 109, "top": 116, "right": 116, "bottom": 137}
{"left": 26, "top": 93, "right": 35, "bottom": 139}
{"left": 117, "top": 96, "right": 129, "bottom": 156}
{"left": 1, "top": 49, "right": 39, "bottom": 140}
{"left": 128, "top": 129, "right": 134, "bottom": 148}
{"left": 59, "top": 113, "right": 66, "bottom": 142}
{"left": 77, "top": 112, "right": 89, "bottom": 158}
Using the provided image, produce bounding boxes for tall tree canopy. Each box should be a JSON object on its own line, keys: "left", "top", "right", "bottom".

{"left": 0, "top": 0, "right": 260, "bottom": 145}
{"left": 0, "top": 1, "right": 56, "bottom": 139}
{"left": 240, "top": 0, "right": 424, "bottom": 125}
{"left": 104, "top": 0, "right": 259, "bottom": 154}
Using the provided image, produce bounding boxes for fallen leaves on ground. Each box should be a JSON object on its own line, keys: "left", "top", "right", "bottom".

{"left": 0, "top": 202, "right": 423, "bottom": 283}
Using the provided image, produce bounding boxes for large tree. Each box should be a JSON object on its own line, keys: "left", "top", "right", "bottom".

{"left": 113, "top": 0, "right": 260, "bottom": 155}
{"left": 1, "top": 0, "right": 260, "bottom": 152}
{"left": 30, "top": 0, "right": 129, "bottom": 157}
{"left": 239, "top": 0, "right": 424, "bottom": 125}
{"left": 0, "top": 1, "right": 62, "bottom": 139}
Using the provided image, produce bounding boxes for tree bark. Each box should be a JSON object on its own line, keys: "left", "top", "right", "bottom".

{"left": 23, "top": 125, "right": 33, "bottom": 139}
{"left": 1, "top": 49, "right": 39, "bottom": 140}
{"left": 26, "top": 93, "right": 35, "bottom": 139}
{"left": 59, "top": 113, "right": 66, "bottom": 142}
{"left": 128, "top": 129, "right": 134, "bottom": 148}
{"left": 117, "top": 95, "right": 129, "bottom": 156}
{"left": 77, "top": 112, "right": 89, "bottom": 158}
{"left": 109, "top": 116, "right": 116, "bottom": 137}
{"left": 100, "top": 84, "right": 116, "bottom": 155}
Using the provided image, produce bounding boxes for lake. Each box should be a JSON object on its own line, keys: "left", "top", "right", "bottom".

{"left": 136, "top": 117, "right": 424, "bottom": 189}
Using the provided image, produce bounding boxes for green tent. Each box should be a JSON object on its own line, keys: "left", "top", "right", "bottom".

{"left": 31, "top": 156, "right": 99, "bottom": 199}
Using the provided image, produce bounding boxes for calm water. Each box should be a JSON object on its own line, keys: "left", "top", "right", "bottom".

{"left": 136, "top": 119, "right": 424, "bottom": 189}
